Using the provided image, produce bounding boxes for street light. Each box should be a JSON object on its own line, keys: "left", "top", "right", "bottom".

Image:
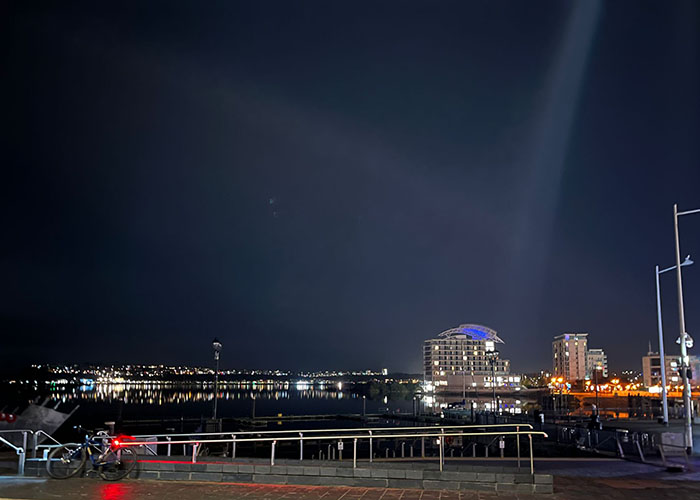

{"left": 655, "top": 255, "right": 693, "bottom": 426}
{"left": 673, "top": 204, "right": 700, "bottom": 453}
{"left": 212, "top": 337, "right": 223, "bottom": 420}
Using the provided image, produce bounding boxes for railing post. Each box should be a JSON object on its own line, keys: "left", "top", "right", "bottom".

{"left": 353, "top": 438, "right": 357, "bottom": 469}
{"left": 32, "top": 432, "right": 38, "bottom": 459}
{"left": 166, "top": 436, "right": 172, "bottom": 457}
{"left": 528, "top": 434, "right": 534, "bottom": 475}
{"left": 192, "top": 443, "right": 199, "bottom": 464}
{"left": 421, "top": 436, "right": 425, "bottom": 458}
{"left": 439, "top": 434, "right": 444, "bottom": 472}
{"left": 299, "top": 432, "right": 303, "bottom": 461}
{"left": 369, "top": 431, "right": 373, "bottom": 463}
{"left": 271, "top": 440, "right": 276, "bottom": 466}
{"left": 516, "top": 426, "right": 521, "bottom": 471}
{"left": 232, "top": 435, "right": 236, "bottom": 459}
{"left": 401, "top": 442, "right": 405, "bottom": 458}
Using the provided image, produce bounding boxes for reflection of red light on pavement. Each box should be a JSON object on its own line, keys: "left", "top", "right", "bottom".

{"left": 100, "top": 483, "right": 130, "bottom": 500}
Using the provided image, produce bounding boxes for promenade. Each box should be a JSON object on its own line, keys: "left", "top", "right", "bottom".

{"left": 2, "top": 458, "right": 700, "bottom": 500}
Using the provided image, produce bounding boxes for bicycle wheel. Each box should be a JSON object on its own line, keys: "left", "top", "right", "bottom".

{"left": 99, "top": 447, "right": 137, "bottom": 481}
{"left": 46, "top": 445, "right": 86, "bottom": 479}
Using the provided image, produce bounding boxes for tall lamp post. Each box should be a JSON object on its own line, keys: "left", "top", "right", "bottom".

{"left": 673, "top": 204, "right": 700, "bottom": 453}
{"left": 212, "top": 338, "right": 223, "bottom": 420}
{"left": 656, "top": 255, "right": 694, "bottom": 426}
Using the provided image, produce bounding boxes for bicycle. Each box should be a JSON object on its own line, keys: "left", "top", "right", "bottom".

{"left": 46, "top": 426, "right": 137, "bottom": 481}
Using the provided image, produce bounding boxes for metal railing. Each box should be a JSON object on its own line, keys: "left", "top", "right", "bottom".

{"left": 0, "top": 430, "right": 33, "bottom": 475}
{"left": 115, "top": 424, "right": 548, "bottom": 474}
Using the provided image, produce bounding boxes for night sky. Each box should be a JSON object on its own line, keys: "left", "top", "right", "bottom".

{"left": 2, "top": 1, "right": 700, "bottom": 374}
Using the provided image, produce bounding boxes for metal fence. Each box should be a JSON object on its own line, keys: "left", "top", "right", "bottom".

{"left": 114, "top": 423, "right": 548, "bottom": 474}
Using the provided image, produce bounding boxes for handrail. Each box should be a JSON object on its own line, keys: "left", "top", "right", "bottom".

{"left": 0, "top": 436, "right": 23, "bottom": 453}
{"left": 127, "top": 423, "right": 532, "bottom": 439}
{"left": 116, "top": 428, "right": 548, "bottom": 475}
{"left": 0, "top": 431, "right": 29, "bottom": 475}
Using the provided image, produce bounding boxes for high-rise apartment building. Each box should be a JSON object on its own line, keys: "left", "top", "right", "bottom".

{"left": 552, "top": 333, "right": 588, "bottom": 381}
{"left": 586, "top": 348, "right": 608, "bottom": 378}
{"left": 423, "top": 324, "right": 516, "bottom": 392}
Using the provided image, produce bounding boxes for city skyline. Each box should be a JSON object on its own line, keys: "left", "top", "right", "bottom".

{"left": 3, "top": 1, "right": 700, "bottom": 374}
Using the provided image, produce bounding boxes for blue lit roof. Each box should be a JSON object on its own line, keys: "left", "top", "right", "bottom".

{"left": 437, "top": 324, "right": 504, "bottom": 343}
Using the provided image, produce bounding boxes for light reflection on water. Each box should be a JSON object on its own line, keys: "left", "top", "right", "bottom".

{"left": 51, "top": 384, "right": 356, "bottom": 405}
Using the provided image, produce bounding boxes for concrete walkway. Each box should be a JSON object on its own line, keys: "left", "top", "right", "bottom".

{"left": 2, "top": 475, "right": 700, "bottom": 500}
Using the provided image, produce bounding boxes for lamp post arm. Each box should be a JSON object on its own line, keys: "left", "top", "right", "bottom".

{"left": 677, "top": 208, "right": 700, "bottom": 217}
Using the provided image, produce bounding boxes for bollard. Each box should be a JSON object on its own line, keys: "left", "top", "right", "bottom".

{"left": 439, "top": 435, "right": 444, "bottom": 472}
{"left": 410, "top": 444, "right": 413, "bottom": 457}
{"left": 472, "top": 443, "right": 476, "bottom": 457}
{"left": 516, "top": 426, "right": 521, "bottom": 471}
{"left": 192, "top": 443, "right": 199, "bottom": 463}
{"left": 353, "top": 438, "right": 357, "bottom": 469}
{"left": 271, "top": 440, "right": 276, "bottom": 466}
{"left": 299, "top": 433, "right": 304, "bottom": 461}
{"left": 385, "top": 448, "right": 389, "bottom": 458}
{"left": 232, "top": 435, "right": 236, "bottom": 459}
{"left": 166, "top": 436, "right": 172, "bottom": 457}
{"left": 369, "top": 431, "right": 373, "bottom": 463}
{"left": 401, "top": 442, "right": 405, "bottom": 458}
{"left": 450, "top": 449, "right": 454, "bottom": 458}
{"left": 421, "top": 437, "right": 425, "bottom": 458}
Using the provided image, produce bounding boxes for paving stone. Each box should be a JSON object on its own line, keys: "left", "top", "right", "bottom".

{"left": 238, "top": 464, "right": 255, "bottom": 473}
{"left": 204, "top": 464, "right": 223, "bottom": 473}
{"left": 406, "top": 470, "right": 423, "bottom": 480}
{"left": 159, "top": 471, "right": 191, "bottom": 481}
{"left": 130, "top": 470, "right": 160, "bottom": 480}
{"left": 386, "top": 469, "right": 405, "bottom": 479}
{"left": 222, "top": 464, "right": 238, "bottom": 473}
{"left": 190, "top": 472, "right": 222, "bottom": 482}
{"left": 303, "top": 466, "right": 320, "bottom": 475}
{"left": 423, "top": 471, "right": 442, "bottom": 480}
{"left": 353, "top": 468, "right": 371, "bottom": 478}
{"left": 286, "top": 465, "right": 304, "bottom": 475}
{"left": 351, "top": 478, "right": 389, "bottom": 488}
{"left": 476, "top": 472, "right": 496, "bottom": 482}
{"left": 320, "top": 467, "right": 337, "bottom": 476}
{"left": 458, "top": 482, "right": 496, "bottom": 491}
{"left": 534, "top": 474, "right": 553, "bottom": 484}
{"left": 534, "top": 483, "right": 554, "bottom": 494}
{"left": 370, "top": 469, "right": 388, "bottom": 478}
{"left": 222, "top": 473, "right": 252, "bottom": 482}
{"left": 254, "top": 465, "right": 271, "bottom": 474}
{"left": 496, "top": 473, "right": 515, "bottom": 484}
{"left": 287, "top": 475, "right": 321, "bottom": 485}
{"left": 423, "top": 480, "right": 459, "bottom": 490}
{"left": 336, "top": 468, "right": 355, "bottom": 477}
{"left": 496, "top": 483, "right": 534, "bottom": 493}
{"left": 253, "top": 474, "right": 288, "bottom": 485}
{"left": 270, "top": 465, "right": 287, "bottom": 475}
{"left": 514, "top": 473, "right": 534, "bottom": 483}
{"left": 174, "top": 463, "right": 192, "bottom": 472}
{"left": 191, "top": 464, "right": 208, "bottom": 472}
{"left": 388, "top": 479, "right": 423, "bottom": 489}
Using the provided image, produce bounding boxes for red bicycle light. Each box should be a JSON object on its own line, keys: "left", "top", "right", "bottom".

{"left": 113, "top": 439, "right": 120, "bottom": 447}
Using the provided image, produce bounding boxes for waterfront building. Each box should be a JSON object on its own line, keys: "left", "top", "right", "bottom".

{"left": 642, "top": 351, "right": 700, "bottom": 388}
{"left": 586, "top": 348, "right": 608, "bottom": 378}
{"left": 552, "top": 333, "right": 588, "bottom": 381}
{"left": 423, "top": 324, "right": 516, "bottom": 393}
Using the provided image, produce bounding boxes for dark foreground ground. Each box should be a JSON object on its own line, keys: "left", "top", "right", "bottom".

{"left": 1, "top": 475, "right": 700, "bottom": 500}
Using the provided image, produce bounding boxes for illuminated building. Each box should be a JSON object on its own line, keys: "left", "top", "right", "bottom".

{"left": 642, "top": 350, "right": 700, "bottom": 388}
{"left": 552, "top": 333, "right": 588, "bottom": 381}
{"left": 586, "top": 348, "right": 608, "bottom": 378}
{"left": 422, "top": 324, "right": 516, "bottom": 392}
